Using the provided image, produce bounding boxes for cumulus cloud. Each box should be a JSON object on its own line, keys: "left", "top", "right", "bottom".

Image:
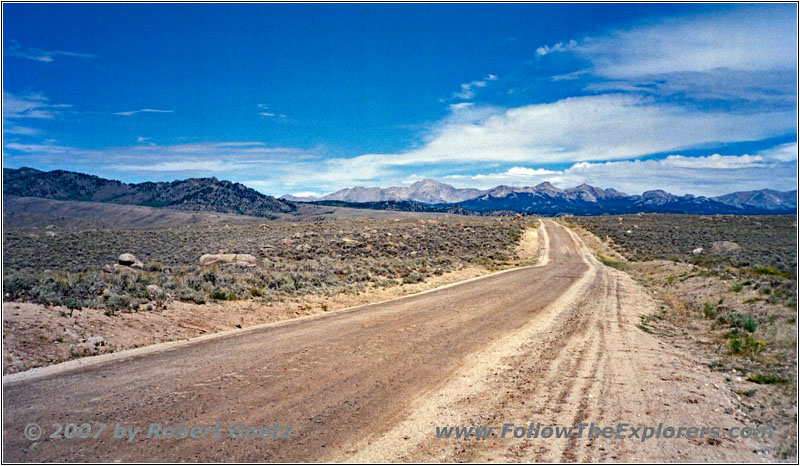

{"left": 442, "top": 143, "right": 797, "bottom": 196}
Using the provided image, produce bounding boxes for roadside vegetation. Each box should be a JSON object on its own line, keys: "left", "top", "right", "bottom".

{"left": 4, "top": 217, "right": 531, "bottom": 313}
{"left": 566, "top": 214, "right": 797, "bottom": 461}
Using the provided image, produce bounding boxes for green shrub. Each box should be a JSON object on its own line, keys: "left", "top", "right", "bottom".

{"left": 729, "top": 334, "right": 766, "bottom": 358}
{"left": 3, "top": 273, "right": 38, "bottom": 300}
{"left": 63, "top": 297, "right": 82, "bottom": 310}
{"left": 597, "top": 254, "right": 630, "bottom": 271}
{"left": 746, "top": 373, "right": 790, "bottom": 385}
{"left": 729, "top": 282, "right": 743, "bottom": 292}
{"left": 179, "top": 289, "right": 206, "bottom": 304}
{"left": 211, "top": 289, "right": 237, "bottom": 301}
{"left": 702, "top": 302, "right": 716, "bottom": 319}
{"left": 106, "top": 293, "right": 130, "bottom": 311}
{"left": 751, "top": 266, "right": 789, "bottom": 278}
{"left": 720, "top": 312, "right": 759, "bottom": 332}
{"left": 741, "top": 314, "right": 758, "bottom": 332}
{"left": 402, "top": 272, "right": 424, "bottom": 284}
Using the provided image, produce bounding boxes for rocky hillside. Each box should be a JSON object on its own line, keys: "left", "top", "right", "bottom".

{"left": 3, "top": 167, "right": 296, "bottom": 217}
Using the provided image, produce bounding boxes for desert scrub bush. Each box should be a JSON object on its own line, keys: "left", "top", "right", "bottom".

{"left": 569, "top": 215, "right": 796, "bottom": 276}
{"left": 402, "top": 272, "right": 425, "bottom": 284}
{"left": 211, "top": 289, "right": 237, "bottom": 301}
{"left": 3, "top": 273, "right": 39, "bottom": 300}
{"left": 729, "top": 282, "right": 743, "bottom": 292}
{"left": 4, "top": 217, "right": 529, "bottom": 307}
{"left": 179, "top": 289, "right": 207, "bottom": 304}
{"left": 105, "top": 293, "right": 131, "bottom": 311}
{"left": 702, "top": 302, "right": 717, "bottom": 319}
{"left": 717, "top": 312, "right": 759, "bottom": 332}
{"left": 746, "top": 373, "right": 790, "bottom": 385}
{"left": 729, "top": 333, "right": 766, "bottom": 359}
{"left": 750, "top": 266, "right": 790, "bottom": 278}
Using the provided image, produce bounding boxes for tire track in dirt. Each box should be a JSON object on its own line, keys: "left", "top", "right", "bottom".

{"left": 346, "top": 223, "right": 772, "bottom": 463}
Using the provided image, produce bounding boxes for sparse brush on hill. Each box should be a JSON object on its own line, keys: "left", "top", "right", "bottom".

{"left": 569, "top": 214, "right": 797, "bottom": 308}
{"left": 3, "top": 167, "right": 296, "bottom": 217}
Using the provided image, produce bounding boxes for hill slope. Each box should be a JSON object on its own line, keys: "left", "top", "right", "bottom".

{"left": 3, "top": 167, "right": 296, "bottom": 217}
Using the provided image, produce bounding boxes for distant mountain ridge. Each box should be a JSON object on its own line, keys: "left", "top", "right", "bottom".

{"left": 285, "top": 179, "right": 484, "bottom": 204}
{"left": 285, "top": 179, "right": 796, "bottom": 215}
{"left": 4, "top": 168, "right": 794, "bottom": 218}
{"left": 3, "top": 167, "right": 296, "bottom": 217}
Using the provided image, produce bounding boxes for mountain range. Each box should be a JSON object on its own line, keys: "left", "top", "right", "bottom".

{"left": 283, "top": 179, "right": 796, "bottom": 215}
{"left": 283, "top": 178, "right": 484, "bottom": 204}
{"left": 4, "top": 168, "right": 795, "bottom": 218}
{"left": 3, "top": 167, "right": 295, "bottom": 217}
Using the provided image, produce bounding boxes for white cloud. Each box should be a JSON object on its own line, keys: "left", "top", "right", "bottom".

{"left": 6, "top": 41, "right": 97, "bottom": 63}
{"left": 758, "top": 142, "right": 798, "bottom": 162}
{"left": 3, "top": 92, "right": 71, "bottom": 119}
{"left": 256, "top": 104, "right": 287, "bottom": 119}
{"left": 535, "top": 40, "right": 578, "bottom": 57}
{"left": 3, "top": 142, "right": 73, "bottom": 153}
{"left": 467, "top": 166, "right": 558, "bottom": 181}
{"left": 3, "top": 123, "right": 40, "bottom": 135}
{"left": 3, "top": 141, "right": 320, "bottom": 186}
{"left": 116, "top": 160, "right": 250, "bottom": 172}
{"left": 453, "top": 74, "right": 499, "bottom": 99}
{"left": 114, "top": 108, "right": 174, "bottom": 116}
{"left": 343, "top": 93, "right": 793, "bottom": 173}
{"left": 448, "top": 102, "right": 474, "bottom": 111}
{"left": 443, "top": 144, "right": 797, "bottom": 196}
{"left": 537, "top": 6, "right": 796, "bottom": 78}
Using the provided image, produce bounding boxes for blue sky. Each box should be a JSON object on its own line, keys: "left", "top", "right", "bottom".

{"left": 3, "top": 3, "right": 797, "bottom": 197}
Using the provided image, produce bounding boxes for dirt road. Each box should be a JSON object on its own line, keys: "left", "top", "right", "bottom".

{"left": 2, "top": 221, "right": 771, "bottom": 462}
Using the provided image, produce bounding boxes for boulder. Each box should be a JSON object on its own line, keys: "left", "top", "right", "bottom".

{"left": 118, "top": 253, "right": 144, "bottom": 269}
{"left": 691, "top": 247, "right": 704, "bottom": 255}
{"left": 146, "top": 284, "right": 163, "bottom": 297}
{"left": 113, "top": 264, "right": 144, "bottom": 274}
{"left": 710, "top": 241, "right": 741, "bottom": 254}
{"left": 198, "top": 253, "right": 257, "bottom": 267}
{"left": 85, "top": 336, "right": 105, "bottom": 348}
